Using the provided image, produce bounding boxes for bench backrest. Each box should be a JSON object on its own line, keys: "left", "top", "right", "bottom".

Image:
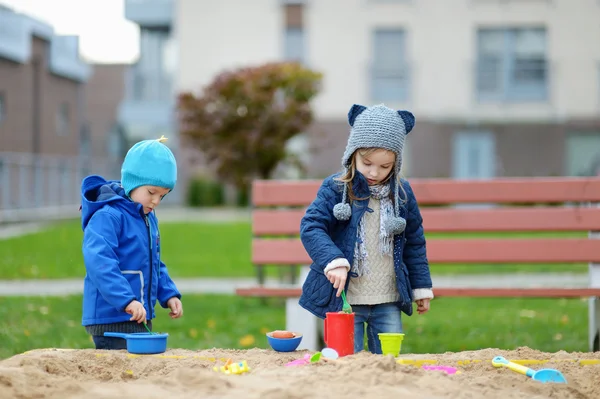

{"left": 251, "top": 177, "right": 600, "bottom": 266}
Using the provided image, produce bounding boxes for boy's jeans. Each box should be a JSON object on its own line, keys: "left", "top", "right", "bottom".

{"left": 92, "top": 336, "right": 127, "bottom": 350}
{"left": 352, "top": 303, "right": 403, "bottom": 354}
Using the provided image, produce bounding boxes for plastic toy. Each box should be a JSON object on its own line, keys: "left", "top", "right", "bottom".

{"left": 213, "top": 359, "right": 251, "bottom": 375}
{"left": 422, "top": 365, "right": 461, "bottom": 375}
{"left": 103, "top": 332, "right": 168, "bottom": 355}
{"left": 266, "top": 331, "right": 303, "bottom": 352}
{"left": 284, "top": 348, "right": 340, "bottom": 367}
{"left": 492, "top": 356, "right": 567, "bottom": 384}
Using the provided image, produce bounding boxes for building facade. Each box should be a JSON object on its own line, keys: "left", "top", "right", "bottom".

{"left": 0, "top": 5, "right": 91, "bottom": 212}
{"left": 176, "top": 0, "right": 600, "bottom": 180}
{"left": 120, "top": 0, "right": 181, "bottom": 201}
{"left": 0, "top": 6, "right": 126, "bottom": 217}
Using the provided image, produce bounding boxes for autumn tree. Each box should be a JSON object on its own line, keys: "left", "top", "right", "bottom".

{"left": 177, "top": 62, "right": 322, "bottom": 193}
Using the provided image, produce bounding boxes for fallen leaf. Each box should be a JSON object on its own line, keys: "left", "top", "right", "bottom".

{"left": 553, "top": 333, "right": 563, "bottom": 341}
{"left": 519, "top": 309, "right": 536, "bottom": 318}
{"left": 239, "top": 334, "right": 255, "bottom": 347}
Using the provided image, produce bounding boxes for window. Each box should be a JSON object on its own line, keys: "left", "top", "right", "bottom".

{"left": 284, "top": 27, "right": 305, "bottom": 63}
{"left": 452, "top": 131, "right": 496, "bottom": 179}
{"left": 477, "top": 27, "right": 548, "bottom": 102}
{"left": 566, "top": 132, "right": 600, "bottom": 176}
{"left": 0, "top": 92, "right": 5, "bottom": 124}
{"left": 371, "top": 29, "right": 409, "bottom": 102}
{"left": 56, "top": 103, "right": 70, "bottom": 136}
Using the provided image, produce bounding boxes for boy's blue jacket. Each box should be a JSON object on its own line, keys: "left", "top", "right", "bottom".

{"left": 299, "top": 172, "right": 432, "bottom": 319}
{"left": 80, "top": 175, "right": 181, "bottom": 326}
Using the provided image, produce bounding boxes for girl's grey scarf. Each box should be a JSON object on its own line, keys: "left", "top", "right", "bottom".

{"left": 352, "top": 184, "right": 395, "bottom": 277}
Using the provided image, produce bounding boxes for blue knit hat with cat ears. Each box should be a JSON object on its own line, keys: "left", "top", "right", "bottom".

{"left": 121, "top": 135, "right": 178, "bottom": 197}
{"left": 333, "top": 104, "right": 415, "bottom": 235}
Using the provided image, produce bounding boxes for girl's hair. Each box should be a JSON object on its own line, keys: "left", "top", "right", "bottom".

{"left": 334, "top": 148, "right": 407, "bottom": 204}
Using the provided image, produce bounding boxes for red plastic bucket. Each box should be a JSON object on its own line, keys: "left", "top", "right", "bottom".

{"left": 324, "top": 312, "right": 354, "bottom": 357}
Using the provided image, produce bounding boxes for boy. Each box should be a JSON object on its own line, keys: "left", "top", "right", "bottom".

{"left": 80, "top": 136, "right": 183, "bottom": 350}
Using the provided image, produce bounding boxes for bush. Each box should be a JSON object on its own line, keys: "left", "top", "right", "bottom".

{"left": 187, "top": 177, "right": 225, "bottom": 207}
{"left": 178, "top": 62, "right": 323, "bottom": 192}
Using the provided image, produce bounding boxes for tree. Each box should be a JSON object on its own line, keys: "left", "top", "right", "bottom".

{"left": 177, "top": 62, "right": 322, "bottom": 192}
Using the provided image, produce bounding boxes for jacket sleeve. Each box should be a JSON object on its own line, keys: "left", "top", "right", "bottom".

{"left": 157, "top": 261, "right": 182, "bottom": 308}
{"left": 402, "top": 180, "right": 434, "bottom": 298}
{"left": 83, "top": 210, "right": 137, "bottom": 311}
{"left": 300, "top": 178, "right": 348, "bottom": 271}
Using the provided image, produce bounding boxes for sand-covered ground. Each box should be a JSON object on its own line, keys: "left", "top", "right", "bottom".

{"left": 0, "top": 346, "right": 598, "bottom": 399}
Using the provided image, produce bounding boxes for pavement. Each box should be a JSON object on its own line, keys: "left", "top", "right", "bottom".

{"left": 0, "top": 273, "right": 589, "bottom": 297}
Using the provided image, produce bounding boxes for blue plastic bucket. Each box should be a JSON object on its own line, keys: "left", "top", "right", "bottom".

{"left": 103, "top": 332, "right": 168, "bottom": 354}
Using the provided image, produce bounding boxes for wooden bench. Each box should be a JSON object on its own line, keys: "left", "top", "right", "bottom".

{"left": 236, "top": 177, "right": 600, "bottom": 352}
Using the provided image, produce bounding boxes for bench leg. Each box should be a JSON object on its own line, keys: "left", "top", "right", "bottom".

{"left": 589, "top": 225, "right": 600, "bottom": 352}
{"left": 257, "top": 265, "right": 265, "bottom": 286}
{"left": 283, "top": 265, "right": 321, "bottom": 351}
{"left": 286, "top": 297, "right": 319, "bottom": 351}
{"left": 589, "top": 295, "right": 600, "bottom": 352}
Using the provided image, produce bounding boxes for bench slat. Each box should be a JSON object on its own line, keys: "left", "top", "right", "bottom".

{"left": 252, "top": 178, "right": 600, "bottom": 206}
{"left": 252, "top": 238, "right": 600, "bottom": 264}
{"left": 253, "top": 207, "right": 600, "bottom": 235}
{"left": 235, "top": 287, "right": 600, "bottom": 298}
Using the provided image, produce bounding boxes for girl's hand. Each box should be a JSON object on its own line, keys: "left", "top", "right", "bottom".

{"left": 167, "top": 297, "right": 183, "bottom": 319}
{"left": 326, "top": 268, "right": 348, "bottom": 297}
{"left": 416, "top": 298, "right": 430, "bottom": 314}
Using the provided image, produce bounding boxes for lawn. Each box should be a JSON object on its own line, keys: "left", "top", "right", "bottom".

{"left": 0, "top": 220, "right": 254, "bottom": 279}
{"left": 0, "top": 219, "right": 587, "bottom": 280}
{"left": 0, "top": 294, "right": 588, "bottom": 360}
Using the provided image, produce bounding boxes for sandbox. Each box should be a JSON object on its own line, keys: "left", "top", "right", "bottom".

{"left": 0, "top": 346, "right": 598, "bottom": 399}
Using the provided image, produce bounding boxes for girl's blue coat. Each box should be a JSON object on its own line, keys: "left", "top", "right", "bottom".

{"left": 298, "top": 172, "right": 432, "bottom": 319}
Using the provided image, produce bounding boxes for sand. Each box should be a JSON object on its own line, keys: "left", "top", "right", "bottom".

{"left": 0, "top": 346, "right": 598, "bottom": 399}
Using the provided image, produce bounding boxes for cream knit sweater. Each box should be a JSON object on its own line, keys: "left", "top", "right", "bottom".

{"left": 346, "top": 198, "right": 400, "bottom": 305}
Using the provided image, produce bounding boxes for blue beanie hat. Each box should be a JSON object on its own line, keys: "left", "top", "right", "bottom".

{"left": 121, "top": 135, "right": 177, "bottom": 197}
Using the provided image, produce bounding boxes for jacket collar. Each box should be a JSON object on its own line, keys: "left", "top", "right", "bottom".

{"left": 352, "top": 171, "right": 398, "bottom": 198}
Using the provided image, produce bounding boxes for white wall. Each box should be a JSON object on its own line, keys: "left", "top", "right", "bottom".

{"left": 308, "top": 0, "right": 600, "bottom": 122}
{"left": 176, "top": 0, "right": 283, "bottom": 93}
{"left": 176, "top": 0, "right": 600, "bottom": 122}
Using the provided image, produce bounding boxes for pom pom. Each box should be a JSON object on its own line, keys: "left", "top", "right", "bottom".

{"left": 384, "top": 216, "right": 406, "bottom": 235}
{"left": 333, "top": 202, "right": 352, "bottom": 221}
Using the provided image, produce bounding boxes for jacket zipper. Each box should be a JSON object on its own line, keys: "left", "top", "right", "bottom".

{"left": 144, "top": 215, "right": 153, "bottom": 321}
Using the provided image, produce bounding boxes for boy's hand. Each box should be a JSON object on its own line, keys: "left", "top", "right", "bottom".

{"left": 416, "top": 298, "right": 430, "bottom": 315}
{"left": 125, "top": 300, "right": 146, "bottom": 323}
{"left": 326, "top": 268, "right": 348, "bottom": 297}
{"left": 167, "top": 297, "right": 183, "bottom": 319}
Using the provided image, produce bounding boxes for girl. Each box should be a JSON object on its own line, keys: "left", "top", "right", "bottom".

{"left": 80, "top": 136, "right": 183, "bottom": 350}
{"left": 298, "top": 104, "right": 434, "bottom": 354}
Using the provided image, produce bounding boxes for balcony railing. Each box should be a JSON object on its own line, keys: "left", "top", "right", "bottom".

{"left": 369, "top": 64, "right": 411, "bottom": 103}
{"left": 125, "top": 0, "right": 173, "bottom": 28}
{"left": 0, "top": 8, "right": 29, "bottom": 63}
{"left": 0, "top": 8, "right": 90, "bottom": 82}
{"left": 124, "top": 68, "right": 173, "bottom": 102}
{"left": 49, "top": 36, "right": 91, "bottom": 82}
{"left": 476, "top": 57, "right": 549, "bottom": 102}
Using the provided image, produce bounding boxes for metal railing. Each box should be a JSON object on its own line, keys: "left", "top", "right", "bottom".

{"left": 0, "top": 152, "right": 122, "bottom": 221}
{"left": 124, "top": 68, "right": 173, "bottom": 103}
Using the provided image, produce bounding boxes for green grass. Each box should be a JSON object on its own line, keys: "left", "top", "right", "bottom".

{"left": 0, "top": 294, "right": 588, "bottom": 360}
{"left": 0, "top": 220, "right": 587, "bottom": 280}
{"left": 0, "top": 220, "right": 255, "bottom": 279}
